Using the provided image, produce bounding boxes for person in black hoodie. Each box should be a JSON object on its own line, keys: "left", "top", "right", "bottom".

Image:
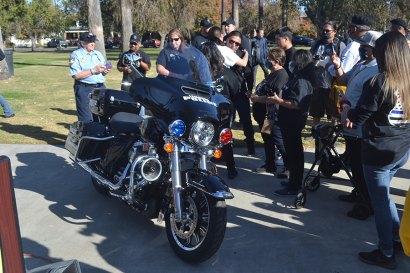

{"left": 269, "top": 50, "right": 316, "bottom": 196}
{"left": 346, "top": 31, "right": 410, "bottom": 270}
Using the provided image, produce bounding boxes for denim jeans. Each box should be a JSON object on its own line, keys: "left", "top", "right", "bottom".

{"left": 0, "top": 95, "right": 14, "bottom": 117}
{"left": 363, "top": 149, "right": 410, "bottom": 255}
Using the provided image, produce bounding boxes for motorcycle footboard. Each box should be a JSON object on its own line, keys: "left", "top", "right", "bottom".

{"left": 185, "top": 169, "right": 234, "bottom": 200}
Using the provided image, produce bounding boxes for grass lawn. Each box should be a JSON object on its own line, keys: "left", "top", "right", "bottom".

{"left": 0, "top": 47, "right": 317, "bottom": 147}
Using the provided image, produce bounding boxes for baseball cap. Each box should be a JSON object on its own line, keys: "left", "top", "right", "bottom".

{"left": 350, "top": 15, "right": 372, "bottom": 30}
{"left": 390, "top": 18, "right": 408, "bottom": 31}
{"left": 357, "top": 31, "right": 382, "bottom": 47}
{"left": 222, "top": 18, "right": 236, "bottom": 26}
{"left": 200, "top": 18, "right": 214, "bottom": 28}
{"left": 80, "top": 32, "right": 97, "bottom": 42}
{"left": 130, "top": 33, "right": 142, "bottom": 43}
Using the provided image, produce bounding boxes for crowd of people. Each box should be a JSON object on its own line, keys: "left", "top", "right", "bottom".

{"left": 67, "top": 15, "right": 410, "bottom": 270}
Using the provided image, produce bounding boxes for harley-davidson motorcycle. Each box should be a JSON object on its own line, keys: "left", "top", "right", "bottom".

{"left": 65, "top": 46, "right": 234, "bottom": 263}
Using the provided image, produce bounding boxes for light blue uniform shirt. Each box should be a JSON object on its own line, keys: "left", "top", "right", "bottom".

{"left": 69, "top": 47, "right": 106, "bottom": 84}
{"left": 345, "top": 59, "right": 378, "bottom": 108}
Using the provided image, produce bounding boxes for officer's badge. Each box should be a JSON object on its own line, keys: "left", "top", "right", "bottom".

{"left": 68, "top": 57, "right": 75, "bottom": 65}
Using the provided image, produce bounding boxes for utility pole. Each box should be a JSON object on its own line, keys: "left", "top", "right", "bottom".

{"left": 282, "top": 0, "right": 288, "bottom": 27}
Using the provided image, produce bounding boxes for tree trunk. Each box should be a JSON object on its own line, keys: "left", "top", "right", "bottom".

{"left": 88, "top": 0, "right": 106, "bottom": 58}
{"left": 121, "top": 0, "right": 133, "bottom": 52}
{"left": 232, "top": 0, "right": 239, "bottom": 28}
{"left": 0, "top": 27, "right": 10, "bottom": 80}
{"left": 159, "top": 31, "right": 167, "bottom": 49}
{"left": 0, "top": 27, "right": 4, "bottom": 50}
{"left": 221, "top": 0, "right": 226, "bottom": 27}
{"left": 258, "top": 0, "right": 263, "bottom": 29}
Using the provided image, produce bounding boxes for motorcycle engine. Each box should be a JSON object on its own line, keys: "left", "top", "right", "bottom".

{"left": 135, "top": 155, "right": 162, "bottom": 182}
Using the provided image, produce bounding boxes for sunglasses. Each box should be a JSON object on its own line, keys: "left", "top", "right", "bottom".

{"left": 322, "top": 29, "right": 333, "bottom": 33}
{"left": 130, "top": 42, "right": 138, "bottom": 45}
{"left": 170, "top": 38, "right": 180, "bottom": 42}
{"left": 228, "top": 40, "right": 241, "bottom": 46}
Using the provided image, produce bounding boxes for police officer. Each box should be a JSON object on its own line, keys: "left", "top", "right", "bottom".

{"left": 117, "top": 33, "right": 151, "bottom": 92}
{"left": 191, "top": 18, "right": 214, "bottom": 50}
{"left": 69, "top": 32, "right": 111, "bottom": 121}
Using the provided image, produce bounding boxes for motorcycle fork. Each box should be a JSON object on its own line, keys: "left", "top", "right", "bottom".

{"left": 198, "top": 154, "right": 207, "bottom": 170}
{"left": 170, "top": 143, "right": 183, "bottom": 222}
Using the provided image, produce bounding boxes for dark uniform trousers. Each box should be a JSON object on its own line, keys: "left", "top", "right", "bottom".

{"left": 233, "top": 91, "right": 255, "bottom": 148}
{"left": 280, "top": 125, "right": 304, "bottom": 191}
{"left": 345, "top": 138, "right": 372, "bottom": 205}
{"left": 253, "top": 103, "right": 287, "bottom": 169}
{"left": 74, "top": 81, "right": 104, "bottom": 121}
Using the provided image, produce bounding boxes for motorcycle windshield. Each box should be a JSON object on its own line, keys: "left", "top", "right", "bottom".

{"left": 158, "top": 44, "right": 213, "bottom": 84}
{"left": 129, "top": 46, "right": 231, "bottom": 133}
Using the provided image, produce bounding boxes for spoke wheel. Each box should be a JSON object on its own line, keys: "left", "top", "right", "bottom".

{"left": 165, "top": 189, "right": 227, "bottom": 263}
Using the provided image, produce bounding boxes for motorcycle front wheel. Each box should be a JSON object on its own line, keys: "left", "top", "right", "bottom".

{"left": 165, "top": 188, "right": 227, "bottom": 263}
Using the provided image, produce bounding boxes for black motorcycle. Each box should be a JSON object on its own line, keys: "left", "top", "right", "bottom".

{"left": 65, "top": 46, "right": 234, "bottom": 263}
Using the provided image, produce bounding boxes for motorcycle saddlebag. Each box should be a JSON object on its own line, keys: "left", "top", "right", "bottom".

{"left": 89, "top": 88, "right": 140, "bottom": 117}
{"left": 65, "top": 121, "right": 109, "bottom": 161}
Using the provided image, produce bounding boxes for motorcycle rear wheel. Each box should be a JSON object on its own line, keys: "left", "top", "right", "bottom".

{"left": 165, "top": 188, "right": 227, "bottom": 263}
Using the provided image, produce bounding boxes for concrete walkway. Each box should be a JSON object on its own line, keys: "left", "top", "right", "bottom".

{"left": 1, "top": 144, "right": 409, "bottom": 273}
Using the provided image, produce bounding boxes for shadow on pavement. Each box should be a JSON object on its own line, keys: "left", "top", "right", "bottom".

{"left": 7, "top": 146, "right": 410, "bottom": 273}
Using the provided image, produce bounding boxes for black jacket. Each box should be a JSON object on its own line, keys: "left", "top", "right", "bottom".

{"left": 348, "top": 74, "right": 410, "bottom": 166}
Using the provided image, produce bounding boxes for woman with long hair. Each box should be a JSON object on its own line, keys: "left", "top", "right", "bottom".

{"left": 345, "top": 31, "right": 410, "bottom": 269}
{"left": 156, "top": 29, "right": 189, "bottom": 78}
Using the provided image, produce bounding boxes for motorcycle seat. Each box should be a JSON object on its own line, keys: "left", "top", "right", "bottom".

{"left": 110, "top": 112, "right": 143, "bottom": 134}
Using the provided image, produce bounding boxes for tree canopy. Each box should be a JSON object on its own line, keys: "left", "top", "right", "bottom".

{"left": 1, "top": 0, "right": 409, "bottom": 47}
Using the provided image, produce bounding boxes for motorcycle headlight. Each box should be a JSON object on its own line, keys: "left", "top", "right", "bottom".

{"left": 190, "top": 121, "right": 214, "bottom": 147}
{"left": 169, "top": 120, "right": 186, "bottom": 137}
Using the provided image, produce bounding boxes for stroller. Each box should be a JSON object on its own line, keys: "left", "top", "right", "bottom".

{"left": 294, "top": 123, "right": 368, "bottom": 212}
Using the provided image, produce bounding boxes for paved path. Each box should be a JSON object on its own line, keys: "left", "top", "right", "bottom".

{"left": 1, "top": 144, "right": 409, "bottom": 273}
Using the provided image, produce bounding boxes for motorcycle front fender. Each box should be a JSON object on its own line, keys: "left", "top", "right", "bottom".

{"left": 184, "top": 169, "right": 234, "bottom": 200}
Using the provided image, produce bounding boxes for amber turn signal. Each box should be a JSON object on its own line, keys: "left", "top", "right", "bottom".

{"left": 164, "top": 143, "right": 174, "bottom": 153}
{"left": 213, "top": 149, "right": 222, "bottom": 159}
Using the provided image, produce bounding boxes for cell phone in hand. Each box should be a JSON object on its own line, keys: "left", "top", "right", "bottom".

{"left": 105, "top": 62, "right": 112, "bottom": 69}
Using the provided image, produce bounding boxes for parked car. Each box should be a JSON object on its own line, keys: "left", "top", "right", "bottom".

{"left": 292, "top": 35, "right": 314, "bottom": 47}
{"left": 47, "top": 38, "right": 69, "bottom": 48}
{"left": 267, "top": 40, "right": 276, "bottom": 48}
{"left": 143, "top": 39, "right": 160, "bottom": 48}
